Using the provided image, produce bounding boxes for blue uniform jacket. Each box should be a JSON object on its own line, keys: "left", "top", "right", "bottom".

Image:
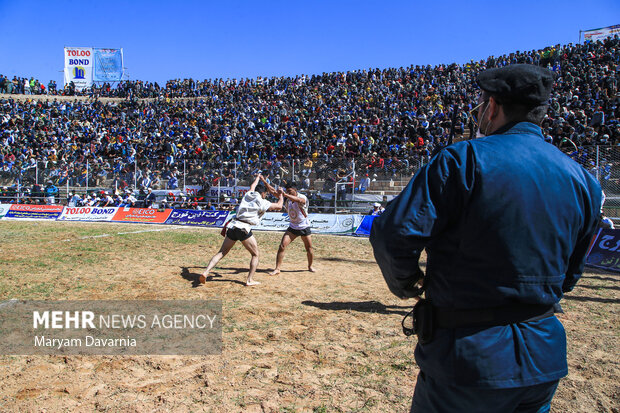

{"left": 370, "top": 122, "right": 602, "bottom": 388}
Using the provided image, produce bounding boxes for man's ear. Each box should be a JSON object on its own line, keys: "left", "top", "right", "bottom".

{"left": 488, "top": 96, "right": 501, "bottom": 120}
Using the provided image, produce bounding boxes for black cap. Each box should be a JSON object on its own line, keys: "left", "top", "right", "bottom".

{"left": 476, "top": 64, "right": 555, "bottom": 105}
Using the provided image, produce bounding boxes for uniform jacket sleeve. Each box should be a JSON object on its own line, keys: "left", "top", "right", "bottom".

{"left": 370, "top": 146, "right": 474, "bottom": 298}
{"left": 563, "top": 186, "right": 602, "bottom": 292}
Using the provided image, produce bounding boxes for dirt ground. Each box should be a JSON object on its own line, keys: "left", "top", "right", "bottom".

{"left": 0, "top": 220, "right": 618, "bottom": 412}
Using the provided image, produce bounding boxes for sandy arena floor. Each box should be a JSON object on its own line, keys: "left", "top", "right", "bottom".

{"left": 0, "top": 220, "right": 618, "bottom": 412}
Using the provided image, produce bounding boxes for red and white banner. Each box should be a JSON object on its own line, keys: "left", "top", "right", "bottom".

{"left": 112, "top": 207, "right": 172, "bottom": 224}
{"left": 58, "top": 206, "right": 118, "bottom": 222}
{"left": 583, "top": 24, "right": 620, "bottom": 43}
{"left": 5, "top": 204, "right": 64, "bottom": 220}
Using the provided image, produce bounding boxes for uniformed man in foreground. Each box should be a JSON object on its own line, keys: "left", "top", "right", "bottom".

{"left": 370, "top": 64, "right": 602, "bottom": 412}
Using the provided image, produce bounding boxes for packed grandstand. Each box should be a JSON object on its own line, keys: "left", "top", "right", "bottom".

{"left": 0, "top": 36, "right": 618, "bottom": 211}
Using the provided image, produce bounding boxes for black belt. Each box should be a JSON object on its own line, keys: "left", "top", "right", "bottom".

{"left": 434, "top": 304, "right": 555, "bottom": 329}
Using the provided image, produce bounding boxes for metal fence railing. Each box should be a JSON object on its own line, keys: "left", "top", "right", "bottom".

{"left": 0, "top": 155, "right": 424, "bottom": 213}
{"left": 559, "top": 146, "right": 620, "bottom": 218}
{"left": 3, "top": 145, "right": 615, "bottom": 214}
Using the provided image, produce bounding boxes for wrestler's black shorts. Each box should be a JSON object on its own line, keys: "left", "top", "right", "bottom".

{"left": 287, "top": 227, "right": 312, "bottom": 237}
{"left": 226, "top": 227, "right": 252, "bottom": 241}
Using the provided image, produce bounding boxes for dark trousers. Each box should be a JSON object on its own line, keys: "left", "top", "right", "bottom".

{"left": 411, "top": 371, "right": 559, "bottom": 413}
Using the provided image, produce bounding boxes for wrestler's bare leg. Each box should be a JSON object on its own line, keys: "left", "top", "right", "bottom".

{"left": 269, "top": 231, "right": 297, "bottom": 276}
{"left": 200, "top": 236, "right": 236, "bottom": 283}
{"left": 241, "top": 235, "right": 261, "bottom": 286}
{"left": 301, "top": 234, "right": 315, "bottom": 272}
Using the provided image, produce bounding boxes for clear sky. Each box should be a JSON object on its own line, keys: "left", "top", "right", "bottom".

{"left": 0, "top": 0, "right": 618, "bottom": 85}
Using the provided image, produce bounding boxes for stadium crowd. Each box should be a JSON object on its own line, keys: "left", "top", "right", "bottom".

{"left": 1, "top": 36, "right": 618, "bottom": 207}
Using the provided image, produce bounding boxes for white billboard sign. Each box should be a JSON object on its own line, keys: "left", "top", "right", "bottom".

{"left": 64, "top": 47, "right": 93, "bottom": 90}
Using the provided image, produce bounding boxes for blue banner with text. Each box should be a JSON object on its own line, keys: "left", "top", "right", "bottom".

{"left": 164, "top": 209, "right": 230, "bottom": 227}
{"left": 93, "top": 48, "right": 123, "bottom": 82}
{"left": 586, "top": 228, "right": 620, "bottom": 273}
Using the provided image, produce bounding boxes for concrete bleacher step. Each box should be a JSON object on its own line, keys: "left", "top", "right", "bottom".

{"left": 368, "top": 181, "right": 408, "bottom": 191}
{"left": 365, "top": 190, "right": 404, "bottom": 196}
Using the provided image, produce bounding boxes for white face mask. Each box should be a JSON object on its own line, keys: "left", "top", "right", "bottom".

{"left": 475, "top": 101, "right": 491, "bottom": 138}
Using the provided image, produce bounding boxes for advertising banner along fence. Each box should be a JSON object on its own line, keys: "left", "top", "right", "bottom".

{"left": 255, "top": 212, "right": 363, "bottom": 234}
{"left": 585, "top": 227, "right": 620, "bottom": 272}
{"left": 58, "top": 207, "right": 119, "bottom": 222}
{"left": 354, "top": 215, "right": 377, "bottom": 236}
{"left": 111, "top": 207, "right": 172, "bottom": 224}
{"left": 0, "top": 202, "right": 370, "bottom": 236}
{"left": 164, "top": 209, "right": 230, "bottom": 227}
{"left": 5, "top": 204, "right": 64, "bottom": 220}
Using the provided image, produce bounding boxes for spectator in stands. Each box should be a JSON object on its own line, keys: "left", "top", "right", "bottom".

{"left": 44, "top": 180, "right": 58, "bottom": 205}
{"left": 358, "top": 174, "right": 371, "bottom": 193}
{"left": 168, "top": 174, "right": 179, "bottom": 189}
{"left": 67, "top": 191, "right": 80, "bottom": 207}
{"left": 0, "top": 186, "right": 12, "bottom": 202}
{"left": 301, "top": 158, "right": 313, "bottom": 178}
{"left": 122, "top": 189, "right": 138, "bottom": 207}
{"left": 78, "top": 194, "right": 88, "bottom": 206}
{"left": 143, "top": 188, "right": 156, "bottom": 208}
{"left": 205, "top": 201, "right": 216, "bottom": 211}
{"left": 99, "top": 191, "right": 114, "bottom": 207}
{"left": 112, "top": 191, "right": 123, "bottom": 206}
{"left": 89, "top": 192, "right": 100, "bottom": 206}
{"left": 21, "top": 188, "right": 31, "bottom": 203}
{"left": 368, "top": 202, "right": 384, "bottom": 215}
{"left": 301, "top": 175, "right": 310, "bottom": 190}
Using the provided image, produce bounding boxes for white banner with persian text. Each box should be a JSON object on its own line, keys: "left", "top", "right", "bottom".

{"left": 254, "top": 213, "right": 363, "bottom": 234}
{"left": 583, "top": 24, "right": 620, "bottom": 43}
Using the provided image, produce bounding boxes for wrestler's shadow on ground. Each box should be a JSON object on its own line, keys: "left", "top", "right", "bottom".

{"left": 582, "top": 266, "right": 620, "bottom": 279}
{"left": 317, "top": 256, "right": 378, "bottom": 265}
{"left": 302, "top": 300, "right": 411, "bottom": 316}
{"left": 317, "top": 256, "right": 428, "bottom": 270}
{"left": 563, "top": 294, "right": 620, "bottom": 304}
{"left": 576, "top": 283, "right": 620, "bottom": 292}
{"left": 180, "top": 266, "right": 265, "bottom": 287}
